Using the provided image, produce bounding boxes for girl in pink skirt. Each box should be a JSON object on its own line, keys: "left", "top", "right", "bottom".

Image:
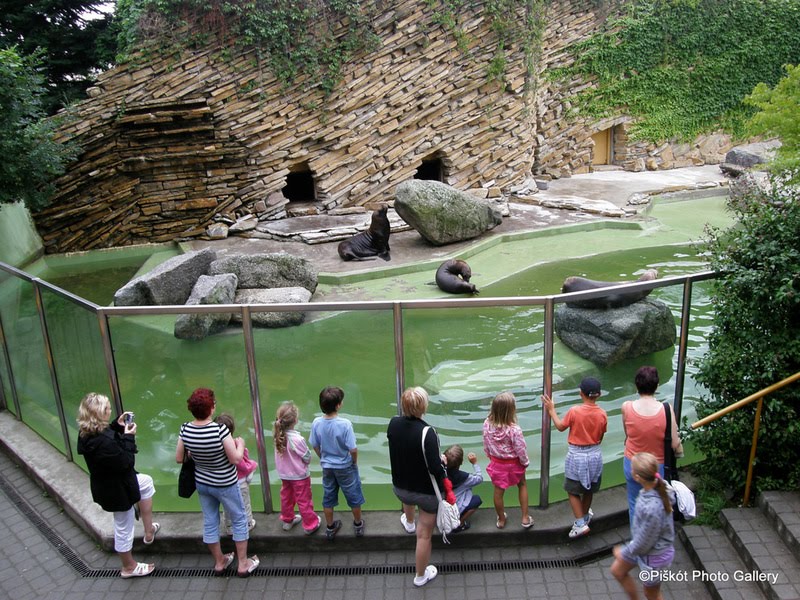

{"left": 483, "top": 391, "right": 534, "bottom": 529}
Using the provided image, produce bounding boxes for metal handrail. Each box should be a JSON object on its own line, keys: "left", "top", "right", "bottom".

{"left": 691, "top": 371, "right": 800, "bottom": 506}
{"left": 0, "top": 258, "right": 716, "bottom": 510}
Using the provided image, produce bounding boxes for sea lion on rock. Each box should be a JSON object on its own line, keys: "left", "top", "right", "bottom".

{"left": 436, "top": 259, "right": 479, "bottom": 294}
{"left": 337, "top": 205, "right": 391, "bottom": 261}
{"left": 561, "top": 269, "right": 658, "bottom": 309}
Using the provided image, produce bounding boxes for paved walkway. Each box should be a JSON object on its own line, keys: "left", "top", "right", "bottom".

{"left": 0, "top": 447, "right": 711, "bottom": 600}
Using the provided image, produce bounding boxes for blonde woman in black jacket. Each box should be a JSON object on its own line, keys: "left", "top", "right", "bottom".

{"left": 77, "top": 392, "right": 159, "bottom": 578}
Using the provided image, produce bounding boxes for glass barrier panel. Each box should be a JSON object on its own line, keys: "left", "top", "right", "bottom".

{"left": 106, "top": 310, "right": 245, "bottom": 512}
{"left": 254, "top": 308, "right": 397, "bottom": 512}
{"left": 403, "top": 304, "right": 546, "bottom": 508}
{"left": 40, "top": 287, "right": 110, "bottom": 460}
{"left": 0, "top": 271, "right": 14, "bottom": 413}
{"left": 0, "top": 275, "right": 61, "bottom": 449}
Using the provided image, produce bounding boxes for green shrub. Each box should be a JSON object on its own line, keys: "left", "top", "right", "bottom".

{"left": 689, "top": 175, "right": 800, "bottom": 499}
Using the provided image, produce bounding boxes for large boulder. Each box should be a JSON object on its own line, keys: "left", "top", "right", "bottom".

{"left": 231, "top": 287, "right": 312, "bottom": 328}
{"left": 174, "top": 274, "right": 238, "bottom": 340}
{"left": 114, "top": 248, "right": 217, "bottom": 306}
{"left": 209, "top": 253, "right": 318, "bottom": 293}
{"left": 394, "top": 180, "right": 503, "bottom": 245}
{"left": 720, "top": 140, "right": 781, "bottom": 176}
{"left": 555, "top": 299, "right": 676, "bottom": 367}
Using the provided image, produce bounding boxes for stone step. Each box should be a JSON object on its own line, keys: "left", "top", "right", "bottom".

{"left": 679, "top": 524, "right": 766, "bottom": 600}
{"left": 721, "top": 507, "right": 800, "bottom": 600}
{"left": 758, "top": 491, "right": 800, "bottom": 565}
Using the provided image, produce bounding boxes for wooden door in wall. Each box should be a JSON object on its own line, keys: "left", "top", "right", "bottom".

{"left": 591, "top": 128, "right": 612, "bottom": 165}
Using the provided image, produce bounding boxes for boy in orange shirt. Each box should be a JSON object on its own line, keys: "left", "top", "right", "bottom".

{"left": 542, "top": 377, "right": 607, "bottom": 538}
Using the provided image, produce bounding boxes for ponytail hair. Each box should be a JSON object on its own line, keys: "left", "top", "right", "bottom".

{"left": 631, "top": 451, "right": 672, "bottom": 515}
{"left": 273, "top": 401, "right": 299, "bottom": 455}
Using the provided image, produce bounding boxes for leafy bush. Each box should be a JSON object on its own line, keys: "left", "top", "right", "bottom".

{"left": 747, "top": 64, "right": 800, "bottom": 181}
{"left": 689, "top": 175, "right": 800, "bottom": 498}
{"left": 0, "top": 48, "right": 76, "bottom": 210}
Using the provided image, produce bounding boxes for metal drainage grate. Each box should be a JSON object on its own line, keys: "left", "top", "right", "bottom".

{"left": 0, "top": 470, "right": 614, "bottom": 579}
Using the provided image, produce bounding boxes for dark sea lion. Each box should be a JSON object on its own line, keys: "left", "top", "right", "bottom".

{"left": 436, "top": 259, "right": 479, "bottom": 294}
{"left": 561, "top": 269, "right": 658, "bottom": 308}
{"left": 337, "top": 205, "right": 391, "bottom": 261}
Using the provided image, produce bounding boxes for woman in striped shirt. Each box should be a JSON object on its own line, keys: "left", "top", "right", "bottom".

{"left": 176, "top": 388, "right": 259, "bottom": 577}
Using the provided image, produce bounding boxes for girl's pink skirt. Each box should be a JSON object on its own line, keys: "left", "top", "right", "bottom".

{"left": 486, "top": 456, "right": 527, "bottom": 489}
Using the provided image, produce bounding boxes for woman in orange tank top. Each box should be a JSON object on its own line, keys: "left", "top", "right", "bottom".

{"left": 621, "top": 366, "right": 683, "bottom": 524}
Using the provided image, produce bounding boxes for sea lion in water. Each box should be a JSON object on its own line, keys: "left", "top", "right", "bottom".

{"left": 436, "top": 259, "right": 479, "bottom": 294}
{"left": 337, "top": 205, "right": 391, "bottom": 261}
{"left": 561, "top": 269, "right": 658, "bottom": 308}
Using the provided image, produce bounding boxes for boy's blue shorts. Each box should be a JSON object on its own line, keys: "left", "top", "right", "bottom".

{"left": 322, "top": 464, "right": 365, "bottom": 509}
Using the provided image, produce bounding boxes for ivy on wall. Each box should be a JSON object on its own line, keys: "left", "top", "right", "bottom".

{"left": 114, "top": 0, "right": 548, "bottom": 97}
{"left": 115, "top": 0, "right": 380, "bottom": 95}
{"left": 559, "top": 0, "right": 800, "bottom": 142}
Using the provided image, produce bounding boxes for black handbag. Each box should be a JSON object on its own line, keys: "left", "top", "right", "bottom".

{"left": 178, "top": 448, "right": 196, "bottom": 498}
{"left": 662, "top": 402, "right": 685, "bottom": 521}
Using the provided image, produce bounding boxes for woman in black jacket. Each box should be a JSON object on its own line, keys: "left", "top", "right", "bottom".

{"left": 387, "top": 386, "right": 456, "bottom": 587}
{"left": 77, "top": 392, "right": 159, "bottom": 578}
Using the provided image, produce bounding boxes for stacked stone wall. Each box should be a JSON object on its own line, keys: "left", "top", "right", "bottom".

{"left": 34, "top": 0, "right": 733, "bottom": 253}
{"left": 35, "top": 0, "right": 536, "bottom": 253}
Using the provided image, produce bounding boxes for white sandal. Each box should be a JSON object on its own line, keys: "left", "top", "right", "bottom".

{"left": 120, "top": 562, "right": 154, "bottom": 578}
{"left": 143, "top": 522, "right": 160, "bottom": 545}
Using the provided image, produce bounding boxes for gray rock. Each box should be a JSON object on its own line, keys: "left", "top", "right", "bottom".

{"left": 724, "top": 141, "right": 780, "bottom": 169}
{"left": 207, "top": 223, "right": 229, "bottom": 239}
{"left": 231, "top": 287, "right": 312, "bottom": 328}
{"left": 114, "top": 248, "right": 217, "bottom": 306}
{"left": 555, "top": 299, "right": 676, "bottom": 367}
{"left": 209, "top": 252, "right": 318, "bottom": 293}
{"left": 394, "top": 180, "right": 503, "bottom": 246}
{"left": 174, "top": 274, "right": 238, "bottom": 340}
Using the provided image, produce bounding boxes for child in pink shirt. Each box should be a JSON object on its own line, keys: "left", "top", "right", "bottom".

{"left": 273, "top": 401, "right": 321, "bottom": 535}
{"left": 483, "top": 391, "right": 533, "bottom": 529}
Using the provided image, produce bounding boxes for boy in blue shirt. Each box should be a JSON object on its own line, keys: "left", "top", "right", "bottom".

{"left": 309, "top": 386, "right": 365, "bottom": 541}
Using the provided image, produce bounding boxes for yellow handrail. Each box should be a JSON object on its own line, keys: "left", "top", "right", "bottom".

{"left": 691, "top": 371, "right": 800, "bottom": 507}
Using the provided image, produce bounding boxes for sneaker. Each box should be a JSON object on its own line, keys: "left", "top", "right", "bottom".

{"left": 248, "top": 519, "right": 257, "bottom": 531}
{"left": 452, "top": 521, "right": 471, "bottom": 533}
{"left": 354, "top": 520, "right": 365, "bottom": 537}
{"left": 568, "top": 521, "right": 590, "bottom": 539}
{"left": 585, "top": 508, "right": 594, "bottom": 525}
{"left": 325, "top": 520, "right": 342, "bottom": 541}
{"left": 400, "top": 513, "right": 416, "bottom": 534}
{"left": 304, "top": 515, "right": 322, "bottom": 535}
{"left": 282, "top": 514, "right": 301, "bottom": 531}
{"left": 413, "top": 565, "right": 438, "bottom": 587}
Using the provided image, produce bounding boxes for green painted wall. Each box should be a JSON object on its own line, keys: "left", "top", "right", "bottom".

{"left": 0, "top": 203, "right": 44, "bottom": 267}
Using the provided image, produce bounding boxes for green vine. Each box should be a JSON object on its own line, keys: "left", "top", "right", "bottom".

{"left": 557, "top": 0, "right": 800, "bottom": 142}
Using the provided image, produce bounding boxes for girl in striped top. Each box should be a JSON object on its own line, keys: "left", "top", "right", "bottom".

{"left": 176, "top": 388, "right": 259, "bottom": 577}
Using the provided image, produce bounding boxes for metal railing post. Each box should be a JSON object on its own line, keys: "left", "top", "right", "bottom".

{"left": 242, "top": 306, "right": 273, "bottom": 513}
{"left": 97, "top": 310, "right": 124, "bottom": 416}
{"left": 673, "top": 279, "right": 694, "bottom": 421}
{"left": 393, "top": 302, "right": 405, "bottom": 414}
{"left": 0, "top": 312, "right": 22, "bottom": 417}
{"left": 742, "top": 397, "right": 764, "bottom": 507}
{"left": 32, "top": 280, "right": 73, "bottom": 461}
{"left": 539, "top": 297, "right": 555, "bottom": 509}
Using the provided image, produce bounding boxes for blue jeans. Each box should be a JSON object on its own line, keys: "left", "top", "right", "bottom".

{"left": 197, "top": 481, "right": 249, "bottom": 543}
{"left": 322, "top": 464, "right": 365, "bottom": 509}
{"left": 623, "top": 456, "right": 665, "bottom": 524}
